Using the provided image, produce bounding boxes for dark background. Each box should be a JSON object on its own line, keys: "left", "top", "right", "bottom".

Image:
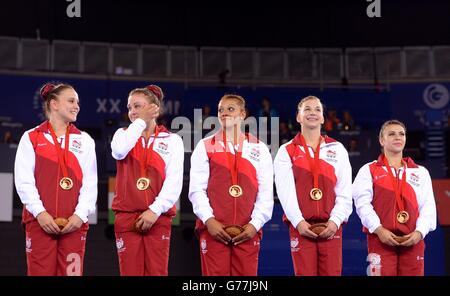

{"left": 0, "top": 0, "right": 449, "bottom": 47}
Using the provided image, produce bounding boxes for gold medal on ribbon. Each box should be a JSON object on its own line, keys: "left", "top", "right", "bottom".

{"left": 299, "top": 135, "right": 324, "bottom": 202}
{"left": 310, "top": 188, "right": 323, "bottom": 201}
{"left": 48, "top": 123, "right": 73, "bottom": 191}
{"left": 137, "top": 129, "right": 159, "bottom": 193}
{"left": 229, "top": 184, "right": 243, "bottom": 198}
{"left": 136, "top": 177, "right": 150, "bottom": 191}
{"left": 396, "top": 210, "right": 409, "bottom": 224}
{"left": 383, "top": 156, "right": 410, "bottom": 225}
{"left": 223, "top": 128, "right": 245, "bottom": 199}
{"left": 59, "top": 177, "right": 73, "bottom": 190}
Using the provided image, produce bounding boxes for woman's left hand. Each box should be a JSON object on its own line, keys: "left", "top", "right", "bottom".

{"left": 232, "top": 224, "right": 257, "bottom": 245}
{"left": 400, "top": 231, "right": 423, "bottom": 247}
{"left": 318, "top": 220, "right": 338, "bottom": 239}
{"left": 60, "top": 214, "right": 84, "bottom": 234}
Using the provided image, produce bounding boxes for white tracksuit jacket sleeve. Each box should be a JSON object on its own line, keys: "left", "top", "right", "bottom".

{"left": 111, "top": 118, "right": 146, "bottom": 160}
{"left": 274, "top": 144, "right": 304, "bottom": 229}
{"left": 74, "top": 134, "right": 98, "bottom": 223}
{"left": 415, "top": 168, "right": 437, "bottom": 239}
{"left": 149, "top": 134, "right": 184, "bottom": 216}
{"left": 188, "top": 140, "right": 214, "bottom": 223}
{"left": 329, "top": 144, "right": 353, "bottom": 228}
{"left": 352, "top": 163, "right": 381, "bottom": 233}
{"left": 249, "top": 143, "right": 274, "bottom": 231}
{"left": 14, "top": 131, "right": 46, "bottom": 218}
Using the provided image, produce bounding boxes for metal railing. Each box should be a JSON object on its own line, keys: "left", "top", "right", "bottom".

{"left": 1, "top": 36, "right": 449, "bottom": 86}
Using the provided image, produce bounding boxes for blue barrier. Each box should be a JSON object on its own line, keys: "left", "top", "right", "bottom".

{"left": 259, "top": 203, "right": 446, "bottom": 275}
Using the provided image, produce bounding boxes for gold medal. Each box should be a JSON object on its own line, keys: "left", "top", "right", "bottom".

{"left": 136, "top": 177, "right": 150, "bottom": 190}
{"left": 59, "top": 177, "right": 73, "bottom": 190}
{"left": 396, "top": 211, "right": 409, "bottom": 224}
{"left": 229, "top": 184, "right": 243, "bottom": 198}
{"left": 310, "top": 188, "right": 322, "bottom": 200}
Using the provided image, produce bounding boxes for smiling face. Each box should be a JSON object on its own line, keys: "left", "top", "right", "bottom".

{"left": 218, "top": 97, "right": 246, "bottom": 129}
{"left": 50, "top": 88, "right": 80, "bottom": 123}
{"left": 379, "top": 123, "right": 406, "bottom": 154}
{"left": 296, "top": 97, "right": 324, "bottom": 130}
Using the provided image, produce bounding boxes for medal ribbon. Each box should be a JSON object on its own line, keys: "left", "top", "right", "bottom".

{"left": 223, "top": 128, "right": 244, "bottom": 188}
{"left": 299, "top": 134, "right": 322, "bottom": 191}
{"left": 139, "top": 128, "right": 160, "bottom": 182}
{"left": 382, "top": 155, "right": 407, "bottom": 214}
{"left": 139, "top": 128, "right": 159, "bottom": 207}
{"left": 48, "top": 123, "right": 70, "bottom": 180}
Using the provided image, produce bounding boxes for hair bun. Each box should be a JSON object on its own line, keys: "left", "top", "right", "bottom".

{"left": 146, "top": 85, "right": 164, "bottom": 101}
{"left": 40, "top": 83, "right": 56, "bottom": 100}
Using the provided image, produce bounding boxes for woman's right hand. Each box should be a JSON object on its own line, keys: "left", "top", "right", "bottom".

{"left": 138, "top": 103, "right": 159, "bottom": 122}
{"left": 205, "top": 217, "right": 232, "bottom": 245}
{"left": 36, "top": 211, "right": 60, "bottom": 235}
{"left": 296, "top": 220, "right": 318, "bottom": 239}
{"left": 374, "top": 226, "right": 400, "bottom": 246}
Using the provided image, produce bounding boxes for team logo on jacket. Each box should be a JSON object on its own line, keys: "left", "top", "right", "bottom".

{"left": 409, "top": 173, "right": 420, "bottom": 187}
{"left": 249, "top": 147, "right": 260, "bottom": 161}
{"left": 72, "top": 140, "right": 81, "bottom": 149}
{"left": 158, "top": 142, "right": 168, "bottom": 151}
{"left": 116, "top": 238, "right": 126, "bottom": 253}
{"left": 25, "top": 237, "right": 32, "bottom": 253}
{"left": 326, "top": 150, "right": 337, "bottom": 162}
{"left": 156, "top": 142, "right": 169, "bottom": 155}
{"left": 201, "top": 239, "right": 208, "bottom": 254}
{"left": 70, "top": 139, "right": 82, "bottom": 154}
{"left": 290, "top": 237, "right": 299, "bottom": 252}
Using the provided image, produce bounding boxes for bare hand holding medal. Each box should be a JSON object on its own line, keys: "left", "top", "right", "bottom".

{"left": 205, "top": 218, "right": 232, "bottom": 244}
{"left": 297, "top": 220, "right": 318, "bottom": 239}
{"left": 36, "top": 211, "right": 61, "bottom": 235}
{"left": 60, "top": 214, "right": 83, "bottom": 234}
{"left": 230, "top": 224, "right": 257, "bottom": 245}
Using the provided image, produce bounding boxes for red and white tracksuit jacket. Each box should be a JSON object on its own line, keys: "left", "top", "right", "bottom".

{"left": 352, "top": 155, "right": 437, "bottom": 276}
{"left": 274, "top": 133, "right": 353, "bottom": 276}
{"left": 14, "top": 121, "right": 98, "bottom": 276}
{"left": 111, "top": 119, "right": 184, "bottom": 275}
{"left": 188, "top": 131, "right": 274, "bottom": 276}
